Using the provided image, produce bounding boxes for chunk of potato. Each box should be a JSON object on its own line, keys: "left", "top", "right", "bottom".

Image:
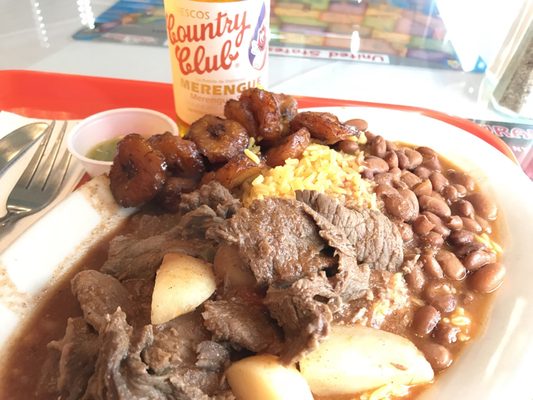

{"left": 226, "top": 354, "right": 313, "bottom": 400}
{"left": 151, "top": 252, "right": 216, "bottom": 325}
{"left": 299, "top": 325, "right": 434, "bottom": 396}
{"left": 213, "top": 244, "right": 255, "bottom": 287}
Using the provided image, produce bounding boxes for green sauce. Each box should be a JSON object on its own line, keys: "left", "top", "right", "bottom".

{"left": 87, "top": 137, "right": 122, "bottom": 161}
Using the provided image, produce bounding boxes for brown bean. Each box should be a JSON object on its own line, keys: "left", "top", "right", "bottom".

{"left": 404, "top": 148, "right": 423, "bottom": 169}
{"left": 447, "top": 169, "right": 475, "bottom": 191}
{"left": 420, "top": 253, "right": 444, "bottom": 278}
{"left": 442, "top": 185, "right": 459, "bottom": 202}
{"left": 436, "top": 250, "right": 466, "bottom": 280}
{"left": 413, "top": 215, "right": 435, "bottom": 236}
{"left": 430, "top": 190, "right": 446, "bottom": 202}
{"left": 396, "top": 150, "right": 410, "bottom": 170}
{"left": 389, "top": 167, "right": 402, "bottom": 181}
{"left": 475, "top": 216, "right": 492, "bottom": 234}
{"left": 374, "top": 172, "right": 394, "bottom": 185}
{"left": 454, "top": 242, "right": 486, "bottom": 258}
{"left": 434, "top": 323, "right": 461, "bottom": 345}
{"left": 419, "top": 343, "right": 453, "bottom": 371}
{"left": 384, "top": 189, "right": 418, "bottom": 222}
{"left": 413, "top": 179, "right": 433, "bottom": 197}
{"left": 414, "top": 166, "right": 432, "bottom": 179}
{"left": 419, "top": 195, "right": 451, "bottom": 218}
{"left": 337, "top": 140, "right": 359, "bottom": 155}
{"left": 375, "top": 183, "right": 398, "bottom": 197}
{"left": 422, "top": 211, "right": 441, "bottom": 225}
{"left": 430, "top": 294, "right": 457, "bottom": 313}
{"left": 401, "top": 170, "right": 422, "bottom": 188}
{"left": 420, "top": 156, "right": 442, "bottom": 171}
{"left": 416, "top": 146, "right": 437, "bottom": 159}
{"left": 371, "top": 135, "right": 386, "bottom": 158}
{"left": 445, "top": 215, "right": 463, "bottom": 231}
{"left": 464, "top": 250, "right": 497, "bottom": 271}
{"left": 434, "top": 224, "right": 451, "bottom": 238}
{"left": 453, "top": 199, "right": 474, "bottom": 218}
{"left": 365, "top": 156, "right": 389, "bottom": 175}
{"left": 384, "top": 151, "right": 398, "bottom": 169}
{"left": 453, "top": 184, "right": 467, "bottom": 198}
{"left": 412, "top": 305, "right": 441, "bottom": 337}
{"left": 364, "top": 130, "right": 375, "bottom": 141}
{"left": 460, "top": 217, "right": 482, "bottom": 233}
{"left": 468, "top": 263, "right": 505, "bottom": 293}
{"left": 405, "top": 262, "right": 426, "bottom": 292}
{"left": 429, "top": 171, "right": 449, "bottom": 193}
{"left": 448, "top": 230, "right": 475, "bottom": 246}
{"left": 345, "top": 118, "right": 368, "bottom": 132}
{"left": 361, "top": 169, "right": 373, "bottom": 179}
{"left": 387, "top": 141, "right": 400, "bottom": 152}
{"left": 466, "top": 192, "right": 498, "bottom": 221}
{"left": 421, "top": 231, "right": 444, "bottom": 249}
{"left": 424, "top": 280, "right": 453, "bottom": 300}
{"left": 396, "top": 221, "right": 414, "bottom": 242}
{"left": 422, "top": 211, "right": 450, "bottom": 237}
{"left": 394, "top": 180, "right": 409, "bottom": 191}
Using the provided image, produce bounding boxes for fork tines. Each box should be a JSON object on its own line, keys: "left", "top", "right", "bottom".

{"left": 18, "top": 120, "right": 72, "bottom": 193}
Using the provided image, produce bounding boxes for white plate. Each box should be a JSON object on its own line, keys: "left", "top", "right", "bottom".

{"left": 0, "top": 106, "right": 532, "bottom": 399}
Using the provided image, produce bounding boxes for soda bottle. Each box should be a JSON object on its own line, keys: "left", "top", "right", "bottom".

{"left": 163, "top": 0, "right": 270, "bottom": 126}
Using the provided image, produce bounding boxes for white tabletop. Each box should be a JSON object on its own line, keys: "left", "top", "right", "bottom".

{"left": 0, "top": 0, "right": 528, "bottom": 123}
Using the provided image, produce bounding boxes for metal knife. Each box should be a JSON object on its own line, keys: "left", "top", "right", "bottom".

{"left": 0, "top": 122, "right": 49, "bottom": 177}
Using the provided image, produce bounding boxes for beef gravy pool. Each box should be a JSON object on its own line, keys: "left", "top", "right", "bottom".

{"left": 0, "top": 136, "right": 502, "bottom": 399}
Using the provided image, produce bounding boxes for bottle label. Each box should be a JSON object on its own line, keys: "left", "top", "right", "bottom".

{"left": 164, "top": 0, "right": 270, "bottom": 125}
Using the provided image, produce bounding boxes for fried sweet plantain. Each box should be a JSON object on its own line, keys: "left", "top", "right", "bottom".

{"left": 187, "top": 115, "right": 249, "bottom": 164}
{"left": 148, "top": 132, "right": 205, "bottom": 179}
{"left": 265, "top": 128, "right": 311, "bottom": 167}
{"left": 109, "top": 134, "right": 167, "bottom": 207}
{"left": 241, "top": 88, "right": 284, "bottom": 142}
{"left": 290, "top": 112, "right": 357, "bottom": 145}
{"left": 214, "top": 153, "right": 266, "bottom": 189}
{"left": 224, "top": 98, "right": 258, "bottom": 137}
{"left": 274, "top": 93, "right": 298, "bottom": 135}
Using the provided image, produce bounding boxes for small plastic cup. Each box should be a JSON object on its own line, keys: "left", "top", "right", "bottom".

{"left": 68, "top": 108, "right": 178, "bottom": 177}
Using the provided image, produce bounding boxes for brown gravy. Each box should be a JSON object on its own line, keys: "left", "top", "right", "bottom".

{"left": 0, "top": 233, "right": 118, "bottom": 399}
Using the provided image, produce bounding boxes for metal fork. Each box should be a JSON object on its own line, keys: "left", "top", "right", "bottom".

{"left": 0, "top": 121, "right": 72, "bottom": 235}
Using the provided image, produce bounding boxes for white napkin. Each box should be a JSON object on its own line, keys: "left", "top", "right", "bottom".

{"left": 0, "top": 111, "right": 86, "bottom": 251}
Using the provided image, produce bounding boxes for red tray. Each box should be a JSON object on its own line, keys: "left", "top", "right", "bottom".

{"left": 0, "top": 70, "right": 516, "bottom": 162}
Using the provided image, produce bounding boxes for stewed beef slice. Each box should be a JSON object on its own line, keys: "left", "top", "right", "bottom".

{"left": 264, "top": 274, "right": 340, "bottom": 364}
{"left": 83, "top": 310, "right": 231, "bottom": 400}
{"left": 45, "top": 318, "right": 99, "bottom": 400}
{"left": 177, "top": 182, "right": 241, "bottom": 239}
{"left": 71, "top": 270, "right": 134, "bottom": 332}
{"left": 209, "top": 198, "right": 332, "bottom": 286}
{"left": 177, "top": 205, "right": 227, "bottom": 239}
{"left": 202, "top": 299, "right": 282, "bottom": 353}
{"left": 83, "top": 310, "right": 171, "bottom": 400}
{"left": 179, "top": 181, "right": 241, "bottom": 218}
{"left": 142, "top": 311, "right": 211, "bottom": 375}
{"left": 196, "top": 341, "right": 231, "bottom": 371}
{"left": 296, "top": 190, "right": 403, "bottom": 271}
{"left": 300, "top": 202, "right": 371, "bottom": 301}
{"left": 101, "top": 183, "right": 239, "bottom": 281}
{"left": 101, "top": 233, "right": 215, "bottom": 281}
{"left": 332, "top": 258, "right": 371, "bottom": 303}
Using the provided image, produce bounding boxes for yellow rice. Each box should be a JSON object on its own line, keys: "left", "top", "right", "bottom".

{"left": 242, "top": 143, "right": 377, "bottom": 209}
